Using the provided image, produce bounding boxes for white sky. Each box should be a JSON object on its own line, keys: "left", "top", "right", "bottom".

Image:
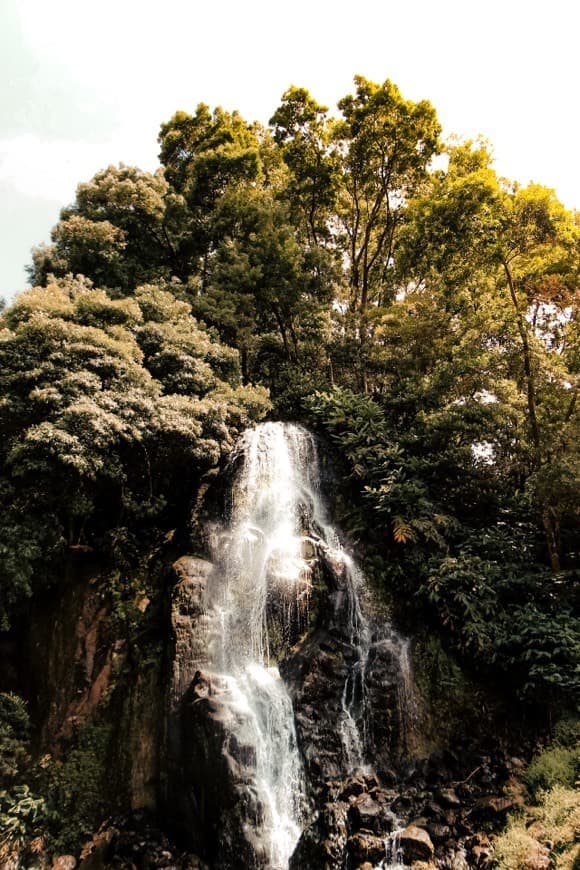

{"left": 1, "top": 0, "right": 579, "bottom": 301}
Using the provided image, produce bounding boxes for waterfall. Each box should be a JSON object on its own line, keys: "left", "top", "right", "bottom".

{"left": 336, "top": 555, "right": 372, "bottom": 773}
{"left": 205, "top": 422, "right": 317, "bottom": 868}
{"left": 202, "top": 421, "right": 417, "bottom": 866}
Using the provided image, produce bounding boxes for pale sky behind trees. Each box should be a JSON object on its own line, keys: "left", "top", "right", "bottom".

{"left": 1, "top": 0, "right": 579, "bottom": 302}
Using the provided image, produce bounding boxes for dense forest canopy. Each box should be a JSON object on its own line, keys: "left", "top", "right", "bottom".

{"left": 3, "top": 75, "right": 580, "bottom": 707}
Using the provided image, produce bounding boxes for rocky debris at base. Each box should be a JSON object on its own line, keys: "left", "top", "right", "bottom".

{"left": 289, "top": 738, "right": 534, "bottom": 869}
{"left": 77, "top": 817, "right": 208, "bottom": 869}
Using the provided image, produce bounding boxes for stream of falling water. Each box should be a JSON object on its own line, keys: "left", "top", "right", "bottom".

{"left": 205, "top": 422, "right": 416, "bottom": 867}
{"left": 206, "top": 423, "right": 315, "bottom": 868}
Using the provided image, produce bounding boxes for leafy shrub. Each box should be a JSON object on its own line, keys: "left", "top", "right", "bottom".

{"left": 493, "top": 823, "right": 550, "bottom": 870}
{"left": 523, "top": 746, "right": 580, "bottom": 798}
{"left": 554, "top": 714, "right": 580, "bottom": 749}
{"left": 0, "top": 693, "right": 30, "bottom": 781}
{"left": 495, "top": 607, "right": 580, "bottom": 703}
{"left": 0, "top": 784, "right": 49, "bottom": 858}
{"left": 494, "top": 786, "right": 580, "bottom": 870}
{"left": 43, "top": 723, "right": 113, "bottom": 854}
{"left": 0, "top": 695, "right": 50, "bottom": 863}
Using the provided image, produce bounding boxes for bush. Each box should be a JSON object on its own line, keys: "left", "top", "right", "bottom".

{"left": 43, "top": 723, "right": 113, "bottom": 855}
{"left": 554, "top": 714, "right": 580, "bottom": 749}
{"left": 0, "top": 784, "right": 49, "bottom": 861}
{"left": 523, "top": 746, "right": 580, "bottom": 798}
{"left": 0, "top": 693, "right": 30, "bottom": 781}
{"left": 494, "top": 786, "right": 580, "bottom": 870}
{"left": 493, "top": 823, "right": 550, "bottom": 870}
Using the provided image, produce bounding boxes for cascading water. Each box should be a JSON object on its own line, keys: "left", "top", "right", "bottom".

{"left": 202, "top": 421, "right": 418, "bottom": 867}
{"left": 205, "top": 423, "right": 321, "bottom": 868}
{"left": 335, "top": 554, "right": 372, "bottom": 772}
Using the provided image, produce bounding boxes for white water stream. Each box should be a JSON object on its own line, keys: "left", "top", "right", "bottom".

{"left": 206, "top": 423, "right": 316, "bottom": 867}
{"left": 204, "top": 422, "right": 416, "bottom": 867}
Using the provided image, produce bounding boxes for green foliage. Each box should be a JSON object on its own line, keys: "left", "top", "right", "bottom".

{"left": 0, "top": 694, "right": 51, "bottom": 863}
{"left": 412, "top": 635, "right": 477, "bottom": 745}
{"left": 0, "top": 275, "right": 269, "bottom": 624}
{"left": 495, "top": 717, "right": 580, "bottom": 866}
{"left": 554, "top": 715, "right": 580, "bottom": 749}
{"left": 42, "top": 724, "right": 112, "bottom": 854}
{"left": 307, "top": 381, "right": 580, "bottom": 704}
{"left": 29, "top": 165, "right": 182, "bottom": 289}
{"left": 522, "top": 746, "right": 580, "bottom": 798}
{"left": 495, "top": 607, "right": 580, "bottom": 701}
{"left": 0, "top": 784, "right": 49, "bottom": 860}
{"left": 0, "top": 694, "right": 30, "bottom": 781}
{"left": 16, "top": 74, "right": 580, "bottom": 712}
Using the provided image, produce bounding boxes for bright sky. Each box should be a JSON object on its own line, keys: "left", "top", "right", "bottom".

{"left": 1, "top": 0, "right": 579, "bottom": 301}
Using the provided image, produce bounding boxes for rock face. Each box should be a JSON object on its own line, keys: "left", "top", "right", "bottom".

{"left": 28, "top": 553, "right": 116, "bottom": 749}
{"left": 166, "top": 555, "right": 274, "bottom": 866}
{"left": 281, "top": 554, "right": 413, "bottom": 794}
{"left": 169, "top": 556, "right": 214, "bottom": 704}
{"left": 160, "top": 425, "right": 528, "bottom": 869}
{"left": 165, "top": 557, "right": 215, "bottom": 854}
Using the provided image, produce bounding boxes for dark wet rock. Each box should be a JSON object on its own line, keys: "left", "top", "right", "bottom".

{"left": 391, "top": 794, "right": 415, "bottom": 814}
{"left": 469, "top": 794, "right": 521, "bottom": 822}
{"left": 52, "top": 857, "right": 77, "bottom": 870}
{"left": 289, "top": 801, "right": 349, "bottom": 870}
{"left": 351, "top": 792, "right": 382, "bottom": 826}
{"left": 347, "top": 831, "right": 388, "bottom": 865}
{"left": 447, "top": 850, "right": 471, "bottom": 869}
{"left": 177, "top": 672, "right": 268, "bottom": 865}
{"left": 169, "top": 557, "right": 213, "bottom": 703}
{"left": 422, "top": 800, "right": 445, "bottom": 819}
{"left": 281, "top": 627, "right": 350, "bottom": 785}
{"left": 348, "top": 792, "right": 395, "bottom": 835}
{"left": 78, "top": 818, "right": 207, "bottom": 869}
{"left": 426, "top": 822, "right": 452, "bottom": 843}
{"left": 437, "top": 787, "right": 462, "bottom": 807}
{"left": 339, "top": 776, "right": 367, "bottom": 800}
{"left": 165, "top": 558, "right": 273, "bottom": 866}
{"left": 165, "top": 558, "right": 214, "bottom": 850}
{"left": 399, "top": 824, "right": 435, "bottom": 863}
{"left": 466, "top": 833, "right": 494, "bottom": 867}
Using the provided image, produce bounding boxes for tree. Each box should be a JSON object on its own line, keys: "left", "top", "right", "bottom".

{"left": 158, "top": 104, "right": 263, "bottom": 288}
{"left": 334, "top": 76, "right": 441, "bottom": 314}
{"left": 270, "top": 86, "right": 339, "bottom": 247}
{"left": 396, "top": 141, "right": 580, "bottom": 572}
{"left": 28, "top": 166, "right": 191, "bottom": 290}
{"left": 0, "top": 276, "right": 269, "bottom": 624}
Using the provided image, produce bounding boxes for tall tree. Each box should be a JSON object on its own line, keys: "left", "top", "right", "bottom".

{"left": 270, "top": 86, "right": 338, "bottom": 247}
{"left": 397, "top": 142, "right": 580, "bottom": 571}
{"left": 158, "top": 104, "right": 263, "bottom": 288}
{"left": 28, "top": 166, "right": 189, "bottom": 290}
{"left": 334, "top": 76, "right": 441, "bottom": 313}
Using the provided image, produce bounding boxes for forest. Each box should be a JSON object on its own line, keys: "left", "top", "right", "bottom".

{"left": 0, "top": 76, "right": 579, "bottom": 869}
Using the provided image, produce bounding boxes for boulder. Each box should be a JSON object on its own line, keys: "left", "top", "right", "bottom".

{"left": 347, "top": 832, "right": 389, "bottom": 865}
{"left": 290, "top": 800, "right": 349, "bottom": 869}
{"left": 436, "top": 788, "right": 462, "bottom": 807}
{"left": 349, "top": 793, "right": 386, "bottom": 833}
{"left": 52, "top": 858, "right": 77, "bottom": 870}
{"left": 399, "top": 824, "right": 435, "bottom": 863}
{"left": 426, "top": 822, "right": 451, "bottom": 843}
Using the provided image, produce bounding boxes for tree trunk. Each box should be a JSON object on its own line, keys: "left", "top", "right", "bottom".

{"left": 542, "top": 509, "right": 561, "bottom": 573}
{"left": 503, "top": 261, "right": 541, "bottom": 457}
